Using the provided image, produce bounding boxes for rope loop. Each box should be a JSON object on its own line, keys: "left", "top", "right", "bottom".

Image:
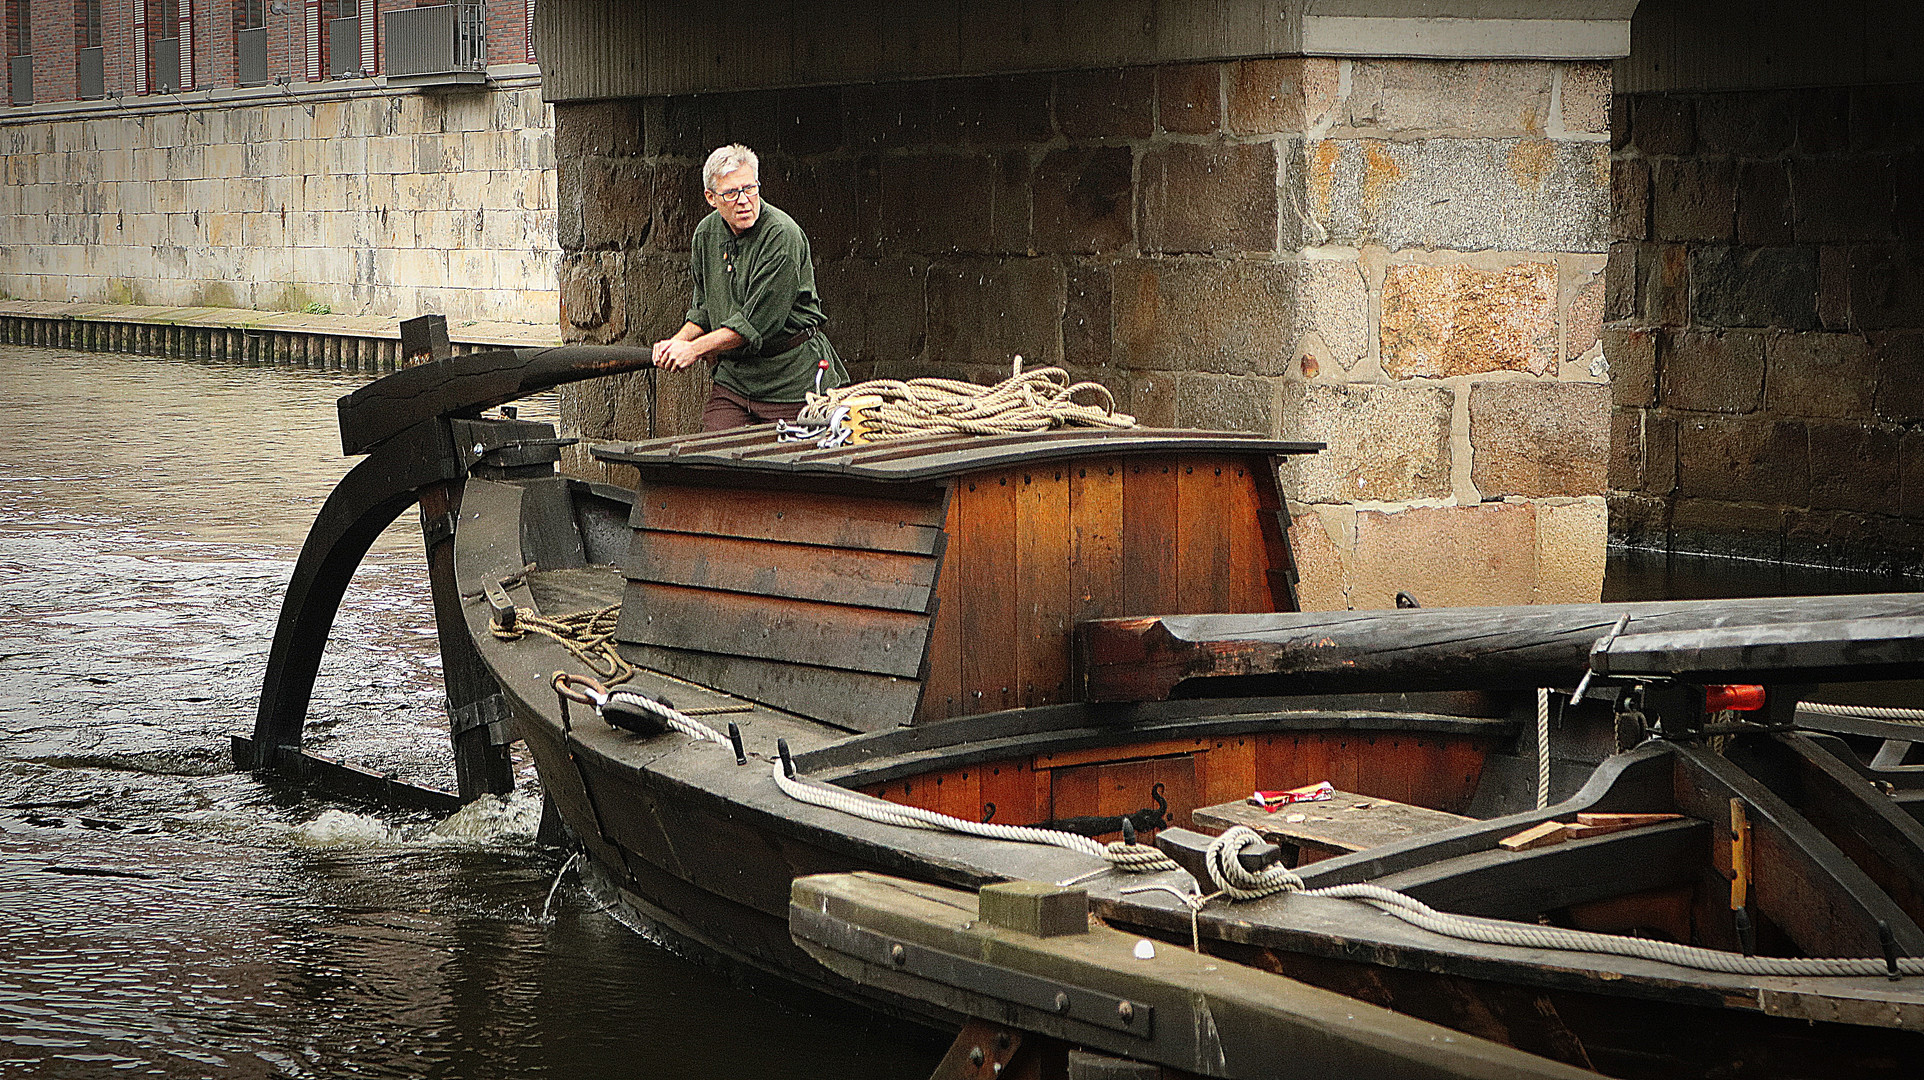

{"left": 795, "top": 356, "right": 1138, "bottom": 443}
{"left": 496, "top": 604, "right": 634, "bottom": 685}
{"left": 1204, "top": 825, "right": 1305, "bottom": 901}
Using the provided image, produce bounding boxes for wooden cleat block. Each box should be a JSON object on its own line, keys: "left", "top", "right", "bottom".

{"left": 979, "top": 880, "right": 1089, "bottom": 937}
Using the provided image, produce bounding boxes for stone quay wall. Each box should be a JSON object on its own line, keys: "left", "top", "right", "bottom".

{"left": 555, "top": 58, "right": 1613, "bottom": 610}
{"left": 1607, "top": 83, "right": 1924, "bottom": 571}
{"left": 0, "top": 77, "right": 558, "bottom": 324}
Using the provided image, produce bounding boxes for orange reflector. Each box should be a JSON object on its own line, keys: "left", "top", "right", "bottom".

{"left": 1706, "top": 684, "right": 1767, "bottom": 712}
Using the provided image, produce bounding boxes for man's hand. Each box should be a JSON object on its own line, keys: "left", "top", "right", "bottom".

{"left": 652, "top": 338, "right": 702, "bottom": 371}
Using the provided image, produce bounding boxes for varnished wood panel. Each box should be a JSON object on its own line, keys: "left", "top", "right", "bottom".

{"left": 957, "top": 472, "right": 1020, "bottom": 714}
{"left": 1069, "top": 457, "right": 1124, "bottom": 623}
{"left": 1015, "top": 465, "right": 1073, "bottom": 706}
{"left": 623, "top": 644, "right": 921, "bottom": 733}
{"left": 631, "top": 480, "right": 944, "bottom": 554}
{"left": 620, "top": 582, "right": 929, "bottom": 677}
{"left": 1121, "top": 457, "right": 1179, "bottom": 616}
{"left": 1176, "top": 460, "right": 1234, "bottom": 614}
{"left": 628, "top": 530, "right": 938, "bottom": 612}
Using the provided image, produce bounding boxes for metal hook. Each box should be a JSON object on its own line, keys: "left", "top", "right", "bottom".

{"left": 728, "top": 722, "right": 746, "bottom": 766}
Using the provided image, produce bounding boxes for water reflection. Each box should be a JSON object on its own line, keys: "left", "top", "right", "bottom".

{"left": 0, "top": 347, "right": 945, "bottom": 1079}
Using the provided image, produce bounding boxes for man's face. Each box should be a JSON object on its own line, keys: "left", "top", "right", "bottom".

{"left": 705, "top": 164, "right": 762, "bottom": 234}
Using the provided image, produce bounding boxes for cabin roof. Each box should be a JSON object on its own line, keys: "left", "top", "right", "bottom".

{"left": 593, "top": 426, "right": 1322, "bottom": 483}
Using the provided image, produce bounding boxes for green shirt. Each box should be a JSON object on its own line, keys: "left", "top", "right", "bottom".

{"left": 685, "top": 201, "right": 847, "bottom": 403}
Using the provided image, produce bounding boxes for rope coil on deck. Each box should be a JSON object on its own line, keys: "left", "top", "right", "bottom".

{"left": 492, "top": 605, "right": 634, "bottom": 686}
{"left": 1799, "top": 701, "right": 1924, "bottom": 725}
{"left": 786, "top": 357, "right": 1137, "bottom": 445}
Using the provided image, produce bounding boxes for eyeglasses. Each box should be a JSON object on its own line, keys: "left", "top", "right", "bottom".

{"left": 711, "top": 183, "right": 760, "bottom": 203}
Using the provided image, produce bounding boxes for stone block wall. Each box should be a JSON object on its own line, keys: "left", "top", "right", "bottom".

{"left": 1608, "top": 84, "right": 1924, "bottom": 569}
{"left": 0, "top": 79, "right": 558, "bottom": 322}
{"left": 557, "top": 58, "right": 1612, "bottom": 609}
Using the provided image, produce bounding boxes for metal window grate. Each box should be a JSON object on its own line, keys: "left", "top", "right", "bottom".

{"left": 237, "top": 27, "right": 267, "bottom": 86}
{"left": 328, "top": 15, "right": 361, "bottom": 77}
{"left": 77, "top": 46, "right": 103, "bottom": 99}
{"left": 384, "top": 3, "right": 486, "bottom": 78}
{"left": 8, "top": 54, "right": 29, "bottom": 106}
{"left": 154, "top": 36, "right": 180, "bottom": 93}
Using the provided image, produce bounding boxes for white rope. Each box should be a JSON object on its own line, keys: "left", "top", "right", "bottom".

{"left": 1197, "top": 826, "right": 1923, "bottom": 977}
{"left": 1800, "top": 701, "right": 1924, "bottom": 725}
{"left": 769, "top": 762, "right": 1181, "bottom": 874}
{"left": 798, "top": 357, "right": 1137, "bottom": 442}
{"left": 1536, "top": 688, "right": 1551, "bottom": 810}
{"left": 598, "top": 688, "right": 733, "bottom": 747}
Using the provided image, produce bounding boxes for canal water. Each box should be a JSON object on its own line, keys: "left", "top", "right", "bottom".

{"left": 0, "top": 346, "right": 948, "bottom": 1079}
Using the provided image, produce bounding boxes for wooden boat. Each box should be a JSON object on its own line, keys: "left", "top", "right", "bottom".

{"left": 246, "top": 347, "right": 1924, "bottom": 1079}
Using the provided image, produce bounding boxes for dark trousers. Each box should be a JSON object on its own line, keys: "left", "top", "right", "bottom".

{"left": 700, "top": 383, "right": 808, "bottom": 431}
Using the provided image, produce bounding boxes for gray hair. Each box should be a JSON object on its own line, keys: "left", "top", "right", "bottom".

{"left": 702, "top": 144, "right": 760, "bottom": 191}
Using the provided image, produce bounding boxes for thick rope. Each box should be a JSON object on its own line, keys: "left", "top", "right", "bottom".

{"left": 1199, "top": 826, "right": 1924, "bottom": 976}
{"left": 602, "top": 689, "right": 733, "bottom": 747}
{"left": 1536, "top": 688, "right": 1552, "bottom": 810}
{"left": 800, "top": 358, "right": 1136, "bottom": 442}
{"left": 493, "top": 605, "right": 634, "bottom": 685}
{"left": 770, "top": 763, "right": 1180, "bottom": 874}
{"left": 1799, "top": 701, "right": 1924, "bottom": 725}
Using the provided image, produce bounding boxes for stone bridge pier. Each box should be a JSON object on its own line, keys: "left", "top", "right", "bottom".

{"left": 543, "top": 1, "right": 1638, "bottom": 609}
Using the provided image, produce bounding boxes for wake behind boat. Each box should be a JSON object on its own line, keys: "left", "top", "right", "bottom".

{"left": 246, "top": 345, "right": 1924, "bottom": 1079}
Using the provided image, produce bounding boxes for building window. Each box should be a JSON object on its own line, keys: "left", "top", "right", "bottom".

{"left": 8, "top": 0, "right": 31, "bottom": 106}
{"left": 235, "top": 0, "right": 266, "bottom": 85}
{"left": 77, "top": 0, "right": 104, "bottom": 99}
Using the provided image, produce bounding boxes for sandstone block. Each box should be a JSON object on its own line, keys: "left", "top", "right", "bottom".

{"left": 1764, "top": 332, "right": 1875, "bottom": 418}
{"left": 1795, "top": 89, "right": 1852, "bottom": 155}
{"left": 558, "top": 251, "right": 626, "bottom": 343}
{"left": 1611, "top": 156, "right": 1648, "bottom": 241}
{"left": 1608, "top": 493, "right": 1670, "bottom": 549}
{"left": 1566, "top": 271, "right": 1604, "bottom": 360}
{"left": 554, "top": 100, "right": 642, "bottom": 162}
{"left": 1535, "top": 498, "right": 1607, "bottom": 603}
{"left": 1374, "top": 60, "right": 1553, "bottom": 136}
{"left": 1276, "top": 382, "right": 1452, "bottom": 503}
{"left": 1848, "top": 246, "right": 1924, "bottom": 331}
{"left": 1112, "top": 257, "right": 1298, "bottom": 375}
{"left": 1689, "top": 246, "right": 1818, "bottom": 329}
{"left": 1300, "top": 258, "right": 1370, "bottom": 370}
{"left": 1124, "top": 370, "right": 1177, "bottom": 428}
{"left": 925, "top": 257, "right": 1063, "bottom": 365}
{"left": 1032, "top": 146, "right": 1133, "bottom": 255}
{"left": 1380, "top": 262, "right": 1557, "bottom": 378}
{"left": 1228, "top": 59, "right": 1307, "bottom": 135}
{"left": 773, "top": 157, "right": 858, "bottom": 257}
{"left": 1288, "top": 510, "right": 1350, "bottom": 611}
{"left": 1676, "top": 416, "right": 1808, "bottom": 504}
{"left": 1902, "top": 429, "right": 1924, "bottom": 521}
{"left": 1808, "top": 422, "right": 1900, "bottom": 514}
{"left": 1157, "top": 64, "right": 1223, "bottom": 135}
{"left": 1630, "top": 95, "right": 1693, "bottom": 156}
{"left": 1873, "top": 331, "right": 1924, "bottom": 422}
{"left": 1173, "top": 372, "right": 1280, "bottom": 434}
{"left": 1847, "top": 84, "right": 1924, "bottom": 153}
{"left": 1695, "top": 92, "right": 1794, "bottom": 156}
{"left": 1312, "top": 138, "right": 1608, "bottom": 254}
{"left": 1897, "top": 153, "right": 1924, "bottom": 242}
{"left": 1055, "top": 67, "right": 1154, "bottom": 141}
{"left": 1636, "top": 242, "right": 1690, "bottom": 327}
{"left": 1062, "top": 263, "right": 1111, "bottom": 369}
{"left": 1351, "top": 503, "right": 1538, "bottom": 609}
{"left": 1736, "top": 161, "right": 1793, "bottom": 246}
{"left": 775, "top": 86, "right": 844, "bottom": 156}
{"left": 1559, "top": 63, "right": 1612, "bottom": 136}
{"left": 1138, "top": 141, "right": 1277, "bottom": 255}
{"left": 1604, "top": 326, "right": 1657, "bottom": 406}
{"left": 1604, "top": 241, "right": 1636, "bottom": 322}
{"left": 1660, "top": 330, "right": 1764, "bottom": 413}
{"left": 622, "top": 254, "right": 696, "bottom": 348}
{"left": 1609, "top": 407, "right": 1644, "bottom": 491}
{"left": 843, "top": 81, "right": 934, "bottom": 151}
{"left": 1794, "top": 157, "right": 1894, "bottom": 244}
{"left": 1469, "top": 381, "right": 1609, "bottom": 498}
{"left": 878, "top": 153, "right": 997, "bottom": 254}
{"left": 1651, "top": 158, "right": 1735, "bottom": 243}
{"left": 932, "top": 74, "right": 1054, "bottom": 147}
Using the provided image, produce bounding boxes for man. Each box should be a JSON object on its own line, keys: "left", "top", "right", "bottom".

{"left": 652, "top": 143, "right": 848, "bottom": 430}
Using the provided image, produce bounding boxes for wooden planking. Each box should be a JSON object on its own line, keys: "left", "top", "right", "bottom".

{"left": 631, "top": 480, "right": 944, "bottom": 554}
{"left": 1121, "top": 456, "right": 1180, "bottom": 616}
{"left": 627, "top": 530, "right": 938, "bottom": 613}
{"left": 620, "top": 582, "right": 929, "bottom": 678}
{"left": 1175, "top": 460, "right": 1235, "bottom": 614}
{"left": 1069, "top": 457, "right": 1124, "bottom": 623}
{"left": 623, "top": 644, "right": 923, "bottom": 732}
{"left": 978, "top": 758, "right": 1043, "bottom": 827}
{"left": 957, "top": 472, "right": 1021, "bottom": 714}
{"left": 1015, "top": 464, "right": 1074, "bottom": 707}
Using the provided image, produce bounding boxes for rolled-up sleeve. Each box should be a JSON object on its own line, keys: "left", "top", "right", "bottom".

{"left": 684, "top": 254, "right": 710, "bottom": 330}
{"left": 720, "top": 243, "right": 801, "bottom": 355}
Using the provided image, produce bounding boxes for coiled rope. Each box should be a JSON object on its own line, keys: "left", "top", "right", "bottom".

{"left": 800, "top": 358, "right": 1137, "bottom": 441}
{"left": 493, "top": 605, "right": 634, "bottom": 686}
{"left": 1200, "top": 826, "right": 1924, "bottom": 976}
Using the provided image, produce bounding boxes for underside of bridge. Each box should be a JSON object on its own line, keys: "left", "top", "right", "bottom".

{"left": 538, "top": 0, "right": 1922, "bottom": 608}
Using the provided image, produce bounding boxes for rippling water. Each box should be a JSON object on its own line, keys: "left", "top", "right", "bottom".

{"left": 0, "top": 347, "right": 945, "bottom": 1079}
